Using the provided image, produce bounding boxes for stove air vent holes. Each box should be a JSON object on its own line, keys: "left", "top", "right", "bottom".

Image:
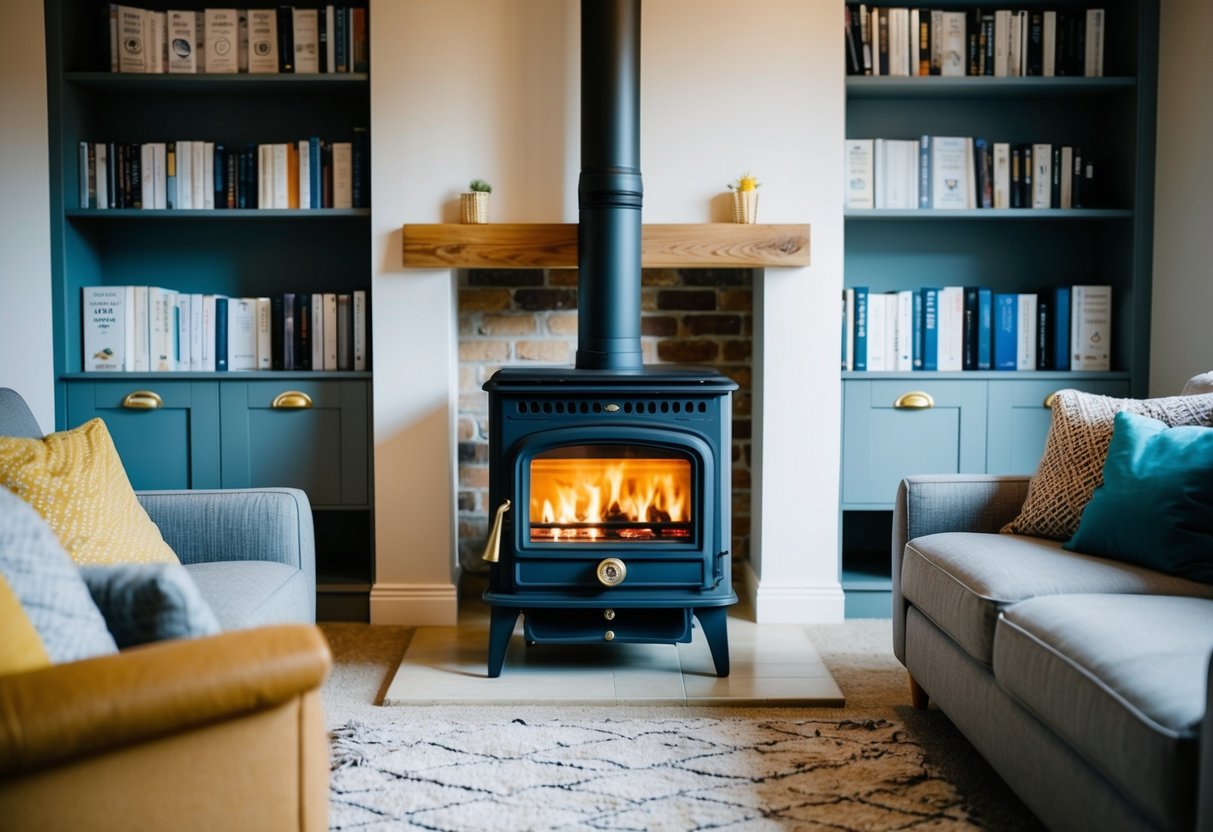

{"left": 514, "top": 400, "right": 709, "bottom": 416}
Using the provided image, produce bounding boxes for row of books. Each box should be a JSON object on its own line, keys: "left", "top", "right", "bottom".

{"left": 845, "top": 5, "right": 1105, "bottom": 78}
{"left": 83, "top": 286, "right": 370, "bottom": 373}
{"left": 78, "top": 134, "right": 368, "bottom": 211}
{"left": 107, "top": 5, "right": 368, "bottom": 75}
{"left": 841, "top": 284, "right": 1111, "bottom": 372}
{"left": 845, "top": 137, "right": 1096, "bottom": 210}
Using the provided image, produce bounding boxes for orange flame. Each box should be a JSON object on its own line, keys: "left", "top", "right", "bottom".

{"left": 530, "top": 456, "right": 692, "bottom": 540}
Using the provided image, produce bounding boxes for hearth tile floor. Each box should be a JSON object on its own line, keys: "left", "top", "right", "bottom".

{"left": 383, "top": 601, "right": 845, "bottom": 707}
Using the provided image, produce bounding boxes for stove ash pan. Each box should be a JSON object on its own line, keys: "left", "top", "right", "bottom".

{"left": 481, "top": 367, "right": 739, "bottom": 678}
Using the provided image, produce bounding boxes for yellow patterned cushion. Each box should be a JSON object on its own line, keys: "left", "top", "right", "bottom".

{"left": 0, "top": 418, "right": 179, "bottom": 565}
{"left": 0, "top": 572, "right": 51, "bottom": 675}
{"left": 1002, "top": 389, "right": 1213, "bottom": 540}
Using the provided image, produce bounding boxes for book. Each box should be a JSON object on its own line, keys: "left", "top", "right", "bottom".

{"left": 294, "top": 293, "right": 312, "bottom": 370}
{"left": 282, "top": 292, "right": 296, "bottom": 370}
{"left": 324, "top": 5, "right": 337, "bottom": 73}
{"left": 214, "top": 296, "right": 229, "bottom": 371}
{"left": 976, "top": 287, "right": 993, "bottom": 370}
{"left": 937, "top": 286, "right": 964, "bottom": 371}
{"left": 332, "top": 141, "right": 353, "bottom": 208}
{"left": 227, "top": 297, "right": 258, "bottom": 371}
{"left": 939, "top": 11, "right": 966, "bottom": 76}
{"left": 256, "top": 297, "right": 272, "bottom": 370}
{"left": 920, "top": 287, "right": 938, "bottom": 371}
{"left": 962, "top": 286, "right": 979, "bottom": 370}
{"left": 1071, "top": 284, "right": 1111, "bottom": 370}
{"left": 294, "top": 8, "right": 320, "bottom": 73}
{"left": 894, "top": 289, "right": 913, "bottom": 371}
{"left": 167, "top": 10, "right": 198, "bottom": 73}
{"left": 930, "top": 136, "right": 970, "bottom": 209}
{"left": 1084, "top": 9, "right": 1104, "bottom": 77}
{"left": 248, "top": 9, "right": 279, "bottom": 73}
{"left": 337, "top": 292, "right": 353, "bottom": 370}
{"left": 189, "top": 293, "right": 204, "bottom": 370}
{"left": 199, "top": 294, "right": 217, "bottom": 371}
{"left": 1031, "top": 143, "right": 1052, "bottom": 208}
{"left": 918, "top": 135, "right": 931, "bottom": 209}
{"left": 844, "top": 139, "right": 874, "bottom": 209}
{"left": 95, "top": 143, "right": 109, "bottom": 210}
{"left": 353, "top": 289, "right": 368, "bottom": 371}
{"left": 148, "top": 286, "right": 177, "bottom": 371}
{"left": 1036, "top": 289, "right": 1052, "bottom": 370}
{"left": 352, "top": 127, "right": 369, "bottom": 207}
{"left": 311, "top": 293, "right": 325, "bottom": 369}
{"left": 298, "top": 140, "right": 311, "bottom": 209}
{"left": 276, "top": 6, "right": 295, "bottom": 72}
{"left": 323, "top": 292, "right": 338, "bottom": 370}
{"left": 852, "top": 286, "right": 868, "bottom": 371}
{"left": 911, "top": 288, "right": 923, "bottom": 370}
{"left": 1052, "top": 286, "right": 1071, "bottom": 371}
{"left": 118, "top": 7, "right": 147, "bottom": 73}
{"left": 190, "top": 141, "right": 206, "bottom": 209}
{"left": 174, "top": 292, "right": 190, "bottom": 370}
{"left": 82, "top": 286, "right": 126, "bottom": 371}
{"left": 164, "top": 142, "right": 176, "bottom": 209}
{"left": 1016, "top": 293, "right": 1038, "bottom": 371}
{"left": 993, "top": 293, "right": 1018, "bottom": 370}
{"left": 865, "top": 292, "right": 888, "bottom": 371}
{"left": 203, "top": 9, "right": 239, "bottom": 74}
{"left": 130, "top": 285, "right": 150, "bottom": 371}
{"left": 146, "top": 11, "right": 165, "bottom": 72}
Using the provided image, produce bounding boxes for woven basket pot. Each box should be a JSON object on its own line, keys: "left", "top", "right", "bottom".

{"left": 731, "top": 189, "right": 758, "bottom": 223}
{"left": 461, "top": 192, "right": 490, "bottom": 224}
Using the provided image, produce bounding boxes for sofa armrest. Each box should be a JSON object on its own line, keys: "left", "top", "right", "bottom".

{"left": 891, "top": 474, "right": 1030, "bottom": 663}
{"left": 0, "top": 624, "right": 330, "bottom": 777}
{"left": 137, "top": 487, "right": 315, "bottom": 586}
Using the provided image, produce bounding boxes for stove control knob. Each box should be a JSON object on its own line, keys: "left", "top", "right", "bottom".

{"left": 603, "top": 609, "right": 616, "bottom": 621}
{"left": 604, "top": 630, "right": 615, "bottom": 642}
{"left": 596, "top": 558, "right": 627, "bottom": 587}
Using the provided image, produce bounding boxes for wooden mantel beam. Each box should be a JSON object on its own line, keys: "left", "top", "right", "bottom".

{"left": 401, "top": 223, "right": 810, "bottom": 269}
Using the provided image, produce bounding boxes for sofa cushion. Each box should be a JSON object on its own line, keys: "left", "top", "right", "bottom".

{"left": 184, "top": 560, "right": 311, "bottom": 630}
{"left": 1001, "top": 389, "right": 1213, "bottom": 541}
{"left": 0, "top": 488, "right": 118, "bottom": 664}
{"left": 0, "top": 418, "right": 179, "bottom": 565}
{"left": 994, "top": 594, "right": 1213, "bottom": 830}
{"left": 0, "top": 572, "right": 51, "bottom": 674}
{"left": 80, "top": 563, "right": 222, "bottom": 648}
{"left": 1064, "top": 412, "right": 1213, "bottom": 583}
{"left": 901, "top": 531, "right": 1213, "bottom": 666}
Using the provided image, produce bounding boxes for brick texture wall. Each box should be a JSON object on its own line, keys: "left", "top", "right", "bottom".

{"left": 457, "top": 267, "right": 754, "bottom": 572}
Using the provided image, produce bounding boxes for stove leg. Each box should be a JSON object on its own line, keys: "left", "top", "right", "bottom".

{"left": 487, "top": 607, "right": 520, "bottom": 678}
{"left": 694, "top": 607, "right": 730, "bottom": 677}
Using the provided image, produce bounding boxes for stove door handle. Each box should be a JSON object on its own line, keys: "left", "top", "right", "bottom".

{"left": 481, "top": 499, "right": 512, "bottom": 563}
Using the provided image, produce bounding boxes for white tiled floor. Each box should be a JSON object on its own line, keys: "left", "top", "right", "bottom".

{"left": 383, "top": 601, "right": 845, "bottom": 707}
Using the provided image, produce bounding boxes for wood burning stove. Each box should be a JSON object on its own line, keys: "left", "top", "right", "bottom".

{"left": 481, "top": 0, "right": 738, "bottom": 677}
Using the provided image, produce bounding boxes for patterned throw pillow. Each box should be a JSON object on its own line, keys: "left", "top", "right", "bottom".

{"left": 0, "top": 488, "right": 118, "bottom": 664}
{"left": 0, "top": 418, "right": 179, "bottom": 565}
{"left": 80, "top": 563, "right": 221, "bottom": 648}
{"left": 1002, "top": 389, "right": 1213, "bottom": 540}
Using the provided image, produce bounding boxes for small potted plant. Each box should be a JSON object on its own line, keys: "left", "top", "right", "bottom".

{"left": 728, "top": 172, "right": 760, "bottom": 223}
{"left": 461, "top": 179, "right": 492, "bottom": 224}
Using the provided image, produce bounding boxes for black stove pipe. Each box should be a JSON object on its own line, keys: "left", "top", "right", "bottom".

{"left": 576, "top": 0, "right": 643, "bottom": 371}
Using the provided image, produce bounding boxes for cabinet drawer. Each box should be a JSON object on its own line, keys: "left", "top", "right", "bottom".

{"left": 219, "top": 380, "right": 369, "bottom": 507}
{"left": 986, "top": 378, "right": 1131, "bottom": 475}
{"left": 65, "top": 381, "right": 220, "bottom": 490}
{"left": 842, "top": 379, "right": 987, "bottom": 508}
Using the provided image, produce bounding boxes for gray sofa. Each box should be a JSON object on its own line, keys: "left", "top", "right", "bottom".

{"left": 0, "top": 387, "right": 315, "bottom": 628}
{"left": 893, "top": 469, "right": 1213, "bottom": 831}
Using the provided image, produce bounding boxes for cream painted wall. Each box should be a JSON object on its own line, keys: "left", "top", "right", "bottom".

{"left": 1150, "top": 0, "right": 1213, "bottom": 395}
{"left": 0, "top": 1, "right": 54, "bottom": 431}
{"left": 371, "top": 0, "right": 844, "bottom": 624}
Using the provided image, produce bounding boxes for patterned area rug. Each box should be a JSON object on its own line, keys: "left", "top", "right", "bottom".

{"left": 328, "top": 714, "right": 977, "bottom": 831}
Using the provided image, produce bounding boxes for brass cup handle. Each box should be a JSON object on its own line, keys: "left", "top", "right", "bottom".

{"left": 122, "top": 390, "right": 163, "bottom": 410}
{"left": 1043, "top": 391, "right": 1059, "bottom": 409}
{"left": 271, "top": 391, "right": 313, "bottom": 410}
{"left": 481, "top": 499, "right": 511, "bottom": 563}
{"left": 893, "top": 391, "right": 935, "bottom": 410}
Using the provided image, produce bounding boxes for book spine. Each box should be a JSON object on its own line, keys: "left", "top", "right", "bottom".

{"left": 352, "top": 126, "right": 369, "bottom": 208}
{"left": 918, "top": 135, "right": 930, "bottom": 209}
{"left": 977, "top": 288, "right": 992, "bottom": 370}
{"left": 1071, "top": 284, "right": 1111, "bottom": 370}
{"left": 214, "top": 296, "right": 229, "bottom": 371}
{"left": 294, "top": 293, "right": 311, "bottom": 370}
{"left": 227, "top": 297, "right": 258, "bottom": 371}
{"left": 256, "top": 297, "right": 273, "bottom": 370}
{"left": 271, "top": 295, "right": 285, "bottom": 370}
{"left": 911, "top": 288, "right": 923, "bottom": 370}
{"left": 131, "top": 286, "right": 150, "bottom": 371}
{"left": 322, "top": 292, "right": 338, "bottom": 369}
{"left": 309, "top": 136, "right": 322, "bottom": 209}
{"left": 993, "top": 293, "right": 1017, "bottom": 370}
{"left": 1052, "top": 286, "right": 1071, "bottom": 371}
{"left": 852, "top": 286, "right": 868, "bottom": 371}
{"left": 189, "top": 293, "right": 204, "bottom": 370}
{"left": 1036, "top": 289, "right": 1052, "bottom": 370}
{"left": 276, "top": 6, "right": 295, "bottom": 73}
{"left": 332, "top": 141, "right": 353, "bottom": 208}
{"left": 962, "top": 286, "right": 978, "bottom": 370}
{"left": 82, "top": 286, "right": 126, "bottom": 371}
{"left": 282, "top": 292, "right": 296, "bottom": 370}
{"left": 353, "top": 289, "right": 368, "bottom": 371}
{"left": 175, "top": 292, "right": 190, "bottom": 370}
{"left": 1016, "top": 293, "right": 1038, "bottom": 371}
{"left": 311, "top": 293, "right": 325, "bottom": 369}
{"left": 337, "top": 293, "right": 352, "bottom": 370}
{"left": 895, "top": 290, "right": 913, "bottom": 371}
{"left": 921, "top": 288, "right": 938, "bottom": 371}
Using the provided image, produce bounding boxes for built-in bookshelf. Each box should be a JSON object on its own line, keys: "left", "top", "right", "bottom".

{"left": 45, "top": 0, "right": 374, "bottom": 620}
{"left": 839, "top": 0, "right": 1158, "bottom": 617}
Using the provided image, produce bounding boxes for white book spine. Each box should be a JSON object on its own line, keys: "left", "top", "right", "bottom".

{"left": 844, "top": 139, "right": 874, "bottom": 209}
{"left": 141, "top": 144, "right": 155, "bottom": 209}
{"left": 176, "top": 140, "right": 192, "bottom": 208}
{"left": 175, "top": 292, "right": 191, "bottom": 371}
{"left": 131, "top": 286, "right": 150, "bottom": 371}
{"left": 940, "top": 11, "right": 966, "bottom": 77}
{"left": 895, "top": 290, "right": 914, "bottom": 371}
{"left": 332, "top": 141, "right": 353, "bottom": 208}
{"left": 293, "top": 9, "right": 320, "bottom": 73}
{"left": 322, "top": 293, "right": 338, "bottom": 370}
{"left": 152, "top": 142, "right": 167, "bottom": 209}
{"left": 123, "top": 286, "right": 136, "bottom": 370}
{"left": 1016, "top": 294, "right": 1038, "bottom": 371}
{"left": 353, "top": 290, "right": 368, "bottom": 370}
{"left": 203, "top": 141, "right": 215, "bottom": 210}
{"left": 256, "top": 297, "right": 273, "bottom": 369}
{"left": 95, "top": 143, "right": 109, "bottom": 210}
{"left": 189, "top": 293, "right": 204, "bottom": 371}
{"left": 325, "top": 6, "right": 337, "bottom": 74}
{"left": 930, "top": 136, "right": 970, "bottom": 210}
{"left": 109, "top": 5, "right": 119, "bottom": 72}
{"left": 190, "top": 141, "right": 206, "bottom": 209}
{"left": 1085, "top": 9, "right": 1104, "bottom": 77}
{"left": 227, "top": 298, "right": 259, "bottom": 371}
{"left": 146, "top": 10, "right": 166, "bottom": 73}
{"left": 311, "top": 294, "right": 325, "bottom": 370}
{"left": 938, "top": 287, "right": 965, "bottom": 371}
{"left": 258, "top": 144, "right": 272, "bottom": 209}
{"left": 1060, "top": 146, "right": 1074, "bottom": 209}
{"left": 272, "top": 144, "right": 289, "bottom": 209}
{"left": 993, "top": 10, "right": 1010, "bottom": 77}
{"left": 1042, "top": 11, "right": 1057, "bottom": 77}
{"left": 82, "top": 286, "right": 126, "bottom": 371}
{"left": 203, "top": 9, "right": 239, "bottom": 74}
{"left": 118, "top": 7, "right": 147, "bottom": 73}
{"left": 149, "top": 287, "right": 177, "bottom": 371}
{"left": 248, "top": 9, "right": 279, "bottom": 73}
{"left": 1071, "top": 285, "right": 1112, "bottom": 370}
{"left": 993, "top": 142, "right": 1011, "bottom": 209}
{"left": 167, "top": 10, "right": 197, "bottom": 73}
{"left": 298, "top": 140, "right": 312, "bottom": 209}
{"left": 865, "top": 293, "right": 887, "bottom": 372}
{"left": 1032, "top": 143, "right": 1052, "bottom": 209}
{"left": 200, "top": 294, "right": 216, "bottom": 371}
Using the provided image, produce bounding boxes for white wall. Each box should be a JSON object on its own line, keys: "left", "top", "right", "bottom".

{"left": 370, "top": 0, "right": 844, "bottom": 624}
{"left": 1150, "top": 0, "right": 1213, "bottom": 395}
{"left": 0, "top": 1, "right": 53, "bottom": 430}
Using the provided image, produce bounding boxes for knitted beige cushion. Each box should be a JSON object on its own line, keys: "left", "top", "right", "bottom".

{"left": 1002, "top": 389, "right": 1213, "bottom": 540}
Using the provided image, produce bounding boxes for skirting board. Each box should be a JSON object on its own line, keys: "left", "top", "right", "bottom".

{"left": 370, "top": 581, "right": 459, "bottom": 626}
{"left": 739, "top": 561, "right": 846, "bottom": 624}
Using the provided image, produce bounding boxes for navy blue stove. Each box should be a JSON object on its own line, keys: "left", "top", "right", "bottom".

{"left": 481, "top": 0, "right": 738, "bottom": 677}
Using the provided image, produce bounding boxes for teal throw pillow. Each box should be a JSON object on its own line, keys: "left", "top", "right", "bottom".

{"left": 1064, "top": 411, "right": 1213, "bottom": 583}
{"left": 80, "top": 563, "right": 221, "bottom": 648}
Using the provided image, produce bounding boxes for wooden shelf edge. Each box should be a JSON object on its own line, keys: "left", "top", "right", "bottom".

{"left": 401, "top": 222, "right": 810, "bottom": 269}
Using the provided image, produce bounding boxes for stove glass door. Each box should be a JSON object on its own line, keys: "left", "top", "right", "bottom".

{"left": 528, "top": 444, "right": 693, "bottom": 543}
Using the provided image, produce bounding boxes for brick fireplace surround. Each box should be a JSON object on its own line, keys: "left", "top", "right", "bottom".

{"left": 457, "top": 267, "right": 754, "bottom": 573}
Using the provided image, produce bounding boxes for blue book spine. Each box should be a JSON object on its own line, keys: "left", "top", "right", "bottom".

{"left": 214, "top": 297, "right": 228, "bottom": 372}
{"left": 922, "top": 288, "right": 939, "bottom": 371}
{"left": 993, "top": 293, "right": 1018, "bottom": 370}
{"left": 912, "top": 289, "right": 924, "bottom": 369}
{"left": 334, "top": 6, "right": 348, "bottom": 72}
{"left": 1053, "top": 286, "right": 1071, "bottom": 370}
{"left": 309, "top": 136, "right": 322, "bottom": 209}
{"left": 977, "top": 288, "right": 993, "bottom": 370}
{"left": 919, "top": 135, "right": 931, "bottom": 209}
{"left": 853, "top": 286, "right": 868, "bottom": 371}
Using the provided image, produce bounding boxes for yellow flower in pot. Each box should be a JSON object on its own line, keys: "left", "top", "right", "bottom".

{"left": 462, "top": 179, "right": 492, "bottom": 224}
{"left": 728, "top": 172, "right": 760, "bottom": 223}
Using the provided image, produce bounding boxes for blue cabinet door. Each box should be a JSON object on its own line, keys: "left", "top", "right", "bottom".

{"left": 986, "top": 378, "right": 1131, "bottom": 475}
{"left": 65, "top": 381, "right": 221, "bottom": 490}
{"left": 219, "top": 380, "right": 369, "bottom": 507}
{"left": 842, "top": 379, "right": 987, "bottom": 509}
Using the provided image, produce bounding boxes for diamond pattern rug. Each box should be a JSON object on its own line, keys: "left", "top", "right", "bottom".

{"left": 329, "top": 714, "right": 977, "bottom": 831}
